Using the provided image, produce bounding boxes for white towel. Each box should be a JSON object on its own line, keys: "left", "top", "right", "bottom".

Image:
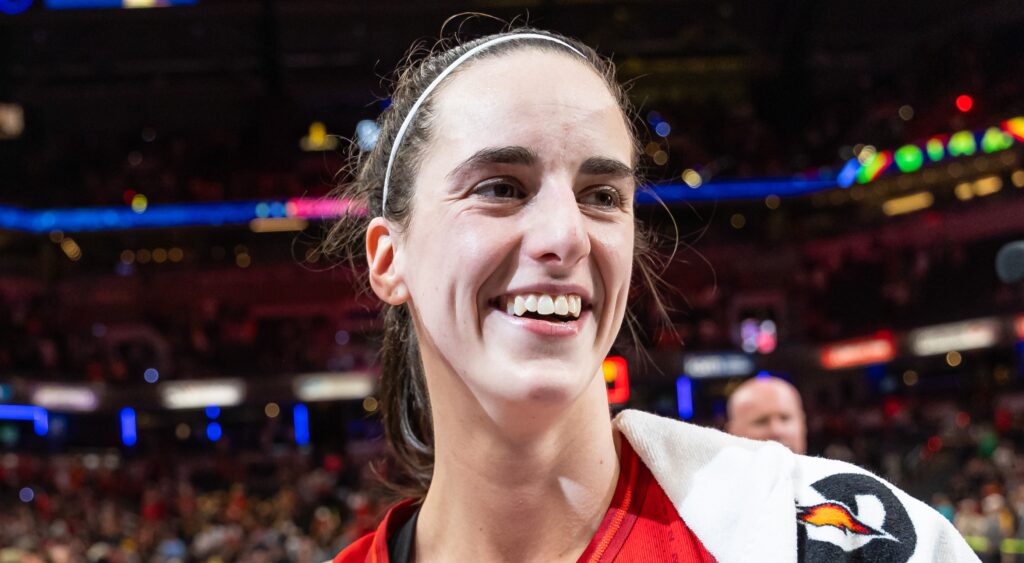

{"left": 615, "top": 409, "right": 979, "bottom": 563}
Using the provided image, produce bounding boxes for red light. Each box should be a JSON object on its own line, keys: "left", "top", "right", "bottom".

{"left": 996, "top": 409, "right": 1013, "bottom": 432}
{"left": 322, "top": 454, "right": 344, "bottom": 473}
{"left": 955, "top": 411, "right": 970, "bottom": 429}
{"left": 820, "top": 331, "right": 896, "bottom": 370}
{"left": 122, "top": 190, "right": 137, "bottom": 205}
{"left": 955, "top": 94, "right": 973, "bottom": 113}
{"left": 1015, "top": 315, "right": 1024, "bottom": 341}
{"left": 603, "top": 356, "right": 630, "bottom": 405}
{"left": 883, "top": 397, "right": 901, "bottom": 418}
{"left": 926, "top": 436, "right": 942, "bottom": 453}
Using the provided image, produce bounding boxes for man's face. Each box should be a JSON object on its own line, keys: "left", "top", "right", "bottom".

{"left": 727, "top": 381, "right": 807, "bottom": 454}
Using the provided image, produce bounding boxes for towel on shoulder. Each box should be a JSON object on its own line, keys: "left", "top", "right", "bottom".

{"left": 615, "top": 409, "right": 979, "bottom": 563}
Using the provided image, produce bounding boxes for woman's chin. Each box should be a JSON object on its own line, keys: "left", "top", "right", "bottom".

{"left": 476, "top": 365, "right": 596, "bottom": 412}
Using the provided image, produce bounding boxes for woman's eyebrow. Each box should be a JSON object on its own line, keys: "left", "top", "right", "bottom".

{"left": 446, "top": 145, "right": 537, "bottom": 180}
{"left": 578, "top": 156, "right": 634, "bottom": 179}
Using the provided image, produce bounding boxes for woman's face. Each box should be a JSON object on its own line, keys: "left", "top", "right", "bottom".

{"left": 395, "top": 49, "right": 635, "bottom": 418}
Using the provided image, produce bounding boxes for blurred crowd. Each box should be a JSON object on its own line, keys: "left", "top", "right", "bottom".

{"left": 0, "top": 289, "right": 376, "bottom": 382}
{"left": 803, "top": 390, "right": 1024, "bottom": 563}
{"left": 0, "top": 446, "right": 389, "bottom": 563}
{"left": 2, "top": 229, "right": 1017, "bottom": 384}
{"left": 4, "top": 380, "right": 1024, "bottom": 560}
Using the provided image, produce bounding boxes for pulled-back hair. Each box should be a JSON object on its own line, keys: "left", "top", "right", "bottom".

{"left": 321, "top": 26, "right": 665, "bottom": 499}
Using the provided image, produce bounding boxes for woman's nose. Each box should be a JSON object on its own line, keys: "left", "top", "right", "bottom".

{"left": 522, "top": 182, "right": 590, "bottom": 270}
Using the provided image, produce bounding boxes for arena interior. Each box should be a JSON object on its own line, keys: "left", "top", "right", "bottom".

{"left": 1, "top": 0, "right": 1024, "bottom": 561}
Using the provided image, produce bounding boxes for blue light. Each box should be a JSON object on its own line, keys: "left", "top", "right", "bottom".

{"left": 676, "top": 376, "right": 694, "bottom": 420}
{"left": 49, "top": 414, "right": 67, "bottom": 438}
{"left": 0, "top": 201, "right": 272, "bottom": 234}
{"left": 45, "top": 0, "right": 196, "bottom": 8}
{"left": 18, "top": 487, "right": 34, "bottom": 503}
{"left": 0, "top": 405, "right": 49, "bottom": 436}
{"left": 0, "top": 0, "right": 34, "bottom": 15}
{"left": 755, "top": 371, "right": 772, "bottom": 379}
{"left": 143, "top": 368, "right": 159, "bottom": 384}
{"left": 46, "top": 0, "right": 118, "bottom": 6}
{"left": 205, "top": 406, "right": 220, "bottom": 419}
{"left": 293, "top": 403, "right": 310, "bottom": 446}
{"left": 206, "top": 422, "right": 222, "bottom": 441}
{"left": 120, "top": 407, "right": 137, "bottom": 447}
{"left": 1, "top": 175, "right": 845, "bottom": 235}
{"left": 356, "top": 120, "right": 380, "bottom": 151}
{"left": 837, "top": 158, "right": 860, "bottom": 188}
{"left": 646, "top": 111, "right": 663, "bottom": 126}
{"left": 32, "top": 408, "right": 47, "bottom": 436}
{"left": 866, "top": 364, "right": 887, "bottom": 381}
{"left": 655, "top": 122, "right": 672, "bottom": 138}
{"left": 636, "top": 177, "right": 835, "bottom": 203}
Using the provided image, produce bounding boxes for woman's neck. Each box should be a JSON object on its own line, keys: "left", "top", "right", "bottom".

{"left": 415, "top": 374, "right": 620, "bottom": 563}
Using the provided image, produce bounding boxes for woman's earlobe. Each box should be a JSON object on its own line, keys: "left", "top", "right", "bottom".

{"left": 366, "top": 217, "right": 408, "bottom": 305}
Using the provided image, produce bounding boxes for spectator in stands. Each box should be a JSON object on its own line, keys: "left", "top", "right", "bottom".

{"left": 726, "top": 376, "right": 807, "bottom": 454}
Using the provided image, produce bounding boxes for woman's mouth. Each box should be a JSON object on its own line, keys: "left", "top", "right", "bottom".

{"left": 489, "top": 293, "right": 591, "bottom": 325}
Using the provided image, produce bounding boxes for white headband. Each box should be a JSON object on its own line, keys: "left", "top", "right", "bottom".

{"left": 380, "top": 33, "right": 587, "bottom": 215}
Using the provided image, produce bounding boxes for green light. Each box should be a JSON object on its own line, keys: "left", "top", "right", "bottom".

{"left": 926, "top": 138, "right": 945, "bottom": 162}
{"left": 856, "top": 153, "right": 876, "bottom": 184}
{"left": 981, "top": 127, "right": 1014, "bottom": 153}
{"left": 894, "top": 145, "right": 924, "bottom": 173}
{"left": 947, "top": 131, "right": 977, "bottom": 157}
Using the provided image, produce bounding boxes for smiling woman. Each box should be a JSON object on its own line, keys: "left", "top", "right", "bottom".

{"left": 322, "top": 25, "right": 977, "bottom": 563}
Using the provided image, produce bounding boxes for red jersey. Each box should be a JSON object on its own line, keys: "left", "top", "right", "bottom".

{"left": 334, "top": 440, "right": 716, "bottom": 562}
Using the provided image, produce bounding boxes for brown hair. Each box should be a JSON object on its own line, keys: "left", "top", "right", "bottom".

{"left": 321, "top": 26, "right": 669, "bottom": 499}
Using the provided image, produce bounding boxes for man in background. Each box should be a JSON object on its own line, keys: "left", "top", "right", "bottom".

{"left": 726, "top": 376, "right": 807, "bottom": 454}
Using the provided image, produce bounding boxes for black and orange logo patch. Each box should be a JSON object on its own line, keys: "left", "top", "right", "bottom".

{"left": 796, "top": 473, "right": 916, "bottom": 563}
{"left": 798, "top": 502, "right": 883, "bottom": 536}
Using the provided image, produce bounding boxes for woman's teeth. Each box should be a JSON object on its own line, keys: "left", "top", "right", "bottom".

{"left": 503, "top": 293, "right": 582, "bottom": 319}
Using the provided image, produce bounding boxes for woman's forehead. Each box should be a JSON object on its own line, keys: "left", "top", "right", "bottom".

{"left": 428, "top": 50, "right": 632, "bottom": 160}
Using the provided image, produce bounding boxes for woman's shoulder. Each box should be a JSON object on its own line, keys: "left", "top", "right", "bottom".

{"left": 332, "top": 532, "right": 375, "bottom": 563}
{"left": 332, "top": 498, "right": 420, "bottom": 563}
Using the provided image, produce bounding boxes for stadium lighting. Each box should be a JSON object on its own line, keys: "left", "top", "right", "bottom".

{"left": 603, "top": 357, "right": 630, "bottom": 405}
{"left": 294, "top": 372, "right": 375, "bottom": 402}
{"left": 682, "top": 353, "right": 754, "bottom": 379}
{"left": 909, "top": 318, "right": 1001, "bottom": 356}
{"left": 821, "top": 332, "right": 897, "bottom": 370}
{"left": 159, "top": 379, "right": 245, "bottom": 409}
{"left": 31, "top": 384, "right": 100, "bottom": 412}
{"left": 44, "top": 0, "right": 199, "bottom": 10}
{"left": 206, "top": 422, "right": 222, "bottom": 442}
{"left": 120, "top": 407, "right": 137, "bottom": 447}
{"left": 0, "top": 197, "right": 360, "bottom": 234}
{"left": 956, "top": 94, "right": 974, "bottom": 113}
{"left": 293, "top": 404, "right": 310, "bottom": 446}
{"left": 882, "top": 192, "right": 934, "bottom": 216}
{"left": 0, "top": 405, "right": 49, "bottom": 436}
{"left": 676, "top": 376, "right": 694, "bottom": 420}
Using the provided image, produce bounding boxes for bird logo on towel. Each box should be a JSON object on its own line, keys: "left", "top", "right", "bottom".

{"left": 796, "top": 473, "right": 916, "bottom": 562}
{"left": 798, "top": 502, "right": 886, "bottom": 537}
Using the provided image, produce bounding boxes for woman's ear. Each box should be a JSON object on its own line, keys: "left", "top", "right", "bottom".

{"left": 366, "top": 216, "right": 409, "bottom": 305}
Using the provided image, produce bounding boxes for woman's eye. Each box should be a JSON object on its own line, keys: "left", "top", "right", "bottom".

{"left": 473, "top": 180, "right": 525, "bottom": 200}
{"left": 580, "top": 187, "right": 623, "bottom": 209}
